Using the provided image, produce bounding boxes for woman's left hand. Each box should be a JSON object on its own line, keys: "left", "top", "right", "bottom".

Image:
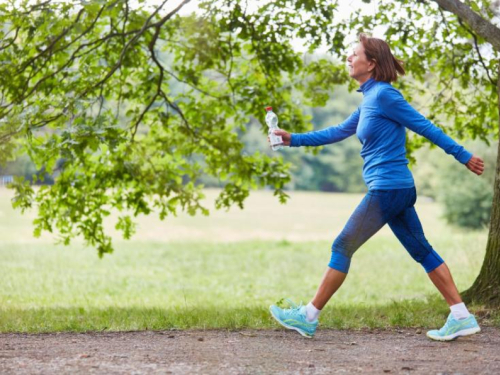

{"left": 466, "top": 155, "right": 485, "bottom": 176}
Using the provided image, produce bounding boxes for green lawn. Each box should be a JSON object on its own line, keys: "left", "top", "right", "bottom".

{"left": 0, "top": 187, "right": 495, "bottom": 332}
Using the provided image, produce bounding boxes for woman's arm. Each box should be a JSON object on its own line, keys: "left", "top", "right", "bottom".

{"left": 287, "top": 108, "right": 360, "bottom": 147}
{"left": 378, "top": 87, "right": 473, "bottom": 164}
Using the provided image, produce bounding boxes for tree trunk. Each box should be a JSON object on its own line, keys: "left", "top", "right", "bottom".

{"left": 462, "top": 60, "right": 500, "bottom": 307}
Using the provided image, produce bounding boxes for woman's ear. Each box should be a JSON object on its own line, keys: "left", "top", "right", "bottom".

{"left": 368, "top": 59, "right": 377, "bottom": 72}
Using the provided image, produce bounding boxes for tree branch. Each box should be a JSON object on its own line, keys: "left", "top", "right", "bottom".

{"left": 80, "top": 0, "right": 191, "bottom": 98}
{"left": 456, "top": 17, "right": 497, "bottom": 85}
{"left": 432, "top": 0, "right": 500, "bottom": 51}
{"left": 131, "top": 25, "right": 164, "bottom": 140}
{"left": 18, "top": 8, "right": 86, "bottom": 74}
{"left": 0, "top": 26, "right": 20, "bottom": 51}
{"left": 52, "top": 2, "right": 111, "bottom": 55}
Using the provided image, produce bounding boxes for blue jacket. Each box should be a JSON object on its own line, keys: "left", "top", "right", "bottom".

{"left": 290, "top": 77, "right": 473, "bottom": 190}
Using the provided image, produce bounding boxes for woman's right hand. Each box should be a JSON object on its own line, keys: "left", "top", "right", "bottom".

{"left": 267, "top": 129, "right": 291, "bottom": 147}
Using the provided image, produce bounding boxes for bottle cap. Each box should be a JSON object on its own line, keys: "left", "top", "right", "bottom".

{"left": 265, "top": 106, "right": 272, "bottom": 111}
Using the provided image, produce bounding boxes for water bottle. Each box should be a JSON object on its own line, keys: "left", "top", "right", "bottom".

{"left": 265, "top": 106, "right": 283, "bottom": 151}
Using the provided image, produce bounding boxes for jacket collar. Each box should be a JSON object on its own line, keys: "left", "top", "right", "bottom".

{"left": 356, "top": 77, "right": 377, "bottom": 93}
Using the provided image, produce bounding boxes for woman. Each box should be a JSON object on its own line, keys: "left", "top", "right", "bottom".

{"left": 269, "top": 33, "right": 485, "bottom": 341}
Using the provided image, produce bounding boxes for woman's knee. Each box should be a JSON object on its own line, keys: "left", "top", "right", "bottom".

{"left": 405, "top": 244, "right": 444, "bottom": 272}
{"left": 419, "top": 249, "right": 445, "bottom": 273}
{"left": 328, "top": 249, "right": 352, "bottom": 273}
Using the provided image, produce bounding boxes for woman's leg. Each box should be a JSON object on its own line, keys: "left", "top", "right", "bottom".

{"left": 311, "top": 267, "right": 347, "bottom": 310}
{"left": 312, "top": 188, "right": 415, "bottom": 310}
{"left": 427, "top": 263, "right": 462, "bottom": 306}
{"left": 387, "top": 200, "right": 481, "bottom": 340}
{"left": 269, "top": 187, "right": 417, "bottom": 337}
{"left": 387, "top": 203, "right": 462, "bottom": 306}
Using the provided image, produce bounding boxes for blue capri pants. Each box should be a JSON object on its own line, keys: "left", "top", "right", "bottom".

{"left": 329, "top": 187, "right": 444, "bottom": 273}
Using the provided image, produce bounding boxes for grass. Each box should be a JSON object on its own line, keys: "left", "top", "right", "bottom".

{"left": 0, "top": 187, "right": 497, "bottom": 333}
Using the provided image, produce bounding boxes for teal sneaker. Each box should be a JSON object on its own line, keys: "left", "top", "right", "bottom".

{"left": 269, "top": 300, "right": 318, "bottom": 338}
{"left": 427, "top": 313, "right": 481, "bottom": 341}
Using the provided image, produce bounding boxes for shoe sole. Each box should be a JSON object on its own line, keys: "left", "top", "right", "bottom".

{"left": 426, "top": 327, "right": 481, "bottom": 341}
{"left": 269, "top": 306, "right": 314, "bottom": 339}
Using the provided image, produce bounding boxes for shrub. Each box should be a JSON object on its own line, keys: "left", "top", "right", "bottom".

{"left": 436, "top": 139, "right": 496, "bottom": 230}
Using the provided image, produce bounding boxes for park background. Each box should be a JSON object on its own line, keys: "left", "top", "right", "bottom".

{"left": 0, "top": 0, "right": 499, "bottom": 332}
{"left": 1, "top": 84, "right": 497, "bottom": 332}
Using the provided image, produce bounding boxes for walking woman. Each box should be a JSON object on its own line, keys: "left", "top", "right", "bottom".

{"left": 269, "top": 33, "right": 485, "bottom": 341}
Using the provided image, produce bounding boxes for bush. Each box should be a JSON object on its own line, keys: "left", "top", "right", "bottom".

{"left": 436, "top": 139, "right": 496, "bottom": 229}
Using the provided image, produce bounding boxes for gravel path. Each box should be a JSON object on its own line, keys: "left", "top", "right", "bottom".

{"left": 1, "top": 327, "right": 499, "bottom": 374}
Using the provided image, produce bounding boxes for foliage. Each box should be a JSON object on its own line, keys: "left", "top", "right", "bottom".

{"left": 2, "top": 78, "right": 367, "bottom": 193}
{"left": 364, "top": 0, "right": 499, "bottom": 145}
{"left": 0, "top": 0, "right": 498, "bottom": 256}
{"left": 437, "top": 139, "right": 497, "bottom": 229}
{"left": 0, "top": 0, "right": 343, "bottom": 255}
{"left": 412, "top": 138, "right": 496, "bottom": 229}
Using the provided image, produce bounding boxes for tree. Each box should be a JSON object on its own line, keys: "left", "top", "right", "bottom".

{"left": 0, "top": 0, "right": 339, "bottom": 254}
{"left": 1, "top": 0, "right": 499, "bottom": 306}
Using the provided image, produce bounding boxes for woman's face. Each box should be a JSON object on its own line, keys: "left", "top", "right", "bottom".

{"left": 347, "top": 43, "right": 375, "bottom": 83}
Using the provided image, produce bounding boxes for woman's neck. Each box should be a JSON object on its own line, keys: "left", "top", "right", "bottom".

{"left": 357, "top": 75, "right": 373, "bottom": 86}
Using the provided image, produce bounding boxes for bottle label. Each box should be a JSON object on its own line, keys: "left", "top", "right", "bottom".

{"left": 270, "top": 133, "right": 283, "bottom": 146}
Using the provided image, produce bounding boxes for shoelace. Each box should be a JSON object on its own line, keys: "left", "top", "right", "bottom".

{"left": 439, "top": 319, "right": 452, "bottom": 334}
{"left": 439, "top": 314, "right": 465, "bottom": 334}
{"left": 283, "top": 303, "right": 305, "bottom": 317}
{"left": 284, "top": 298, "right": 301, "bottom": 309}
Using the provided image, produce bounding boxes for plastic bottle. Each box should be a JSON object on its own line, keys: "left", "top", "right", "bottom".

{"left": 265, "top": 106, "right": 283, "bottom": 151}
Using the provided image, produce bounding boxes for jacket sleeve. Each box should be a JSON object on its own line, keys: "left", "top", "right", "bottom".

{"left": 290, "top": 108, "right": 360, "bottom": 147}
{"left": 377, "top": 87, "right": 473, "bottom": 164}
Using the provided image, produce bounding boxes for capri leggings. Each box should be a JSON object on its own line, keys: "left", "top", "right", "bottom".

{"left": 329, "top": 186, "right": 444, "bottom": 273}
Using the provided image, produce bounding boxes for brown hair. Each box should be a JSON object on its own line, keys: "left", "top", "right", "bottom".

{"left": 358, "top": 33, "right": 405, "bottom": 83}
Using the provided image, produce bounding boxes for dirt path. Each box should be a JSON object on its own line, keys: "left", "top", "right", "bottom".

{"left": 1, "top": 327, "right": 499, "bottom": 374}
